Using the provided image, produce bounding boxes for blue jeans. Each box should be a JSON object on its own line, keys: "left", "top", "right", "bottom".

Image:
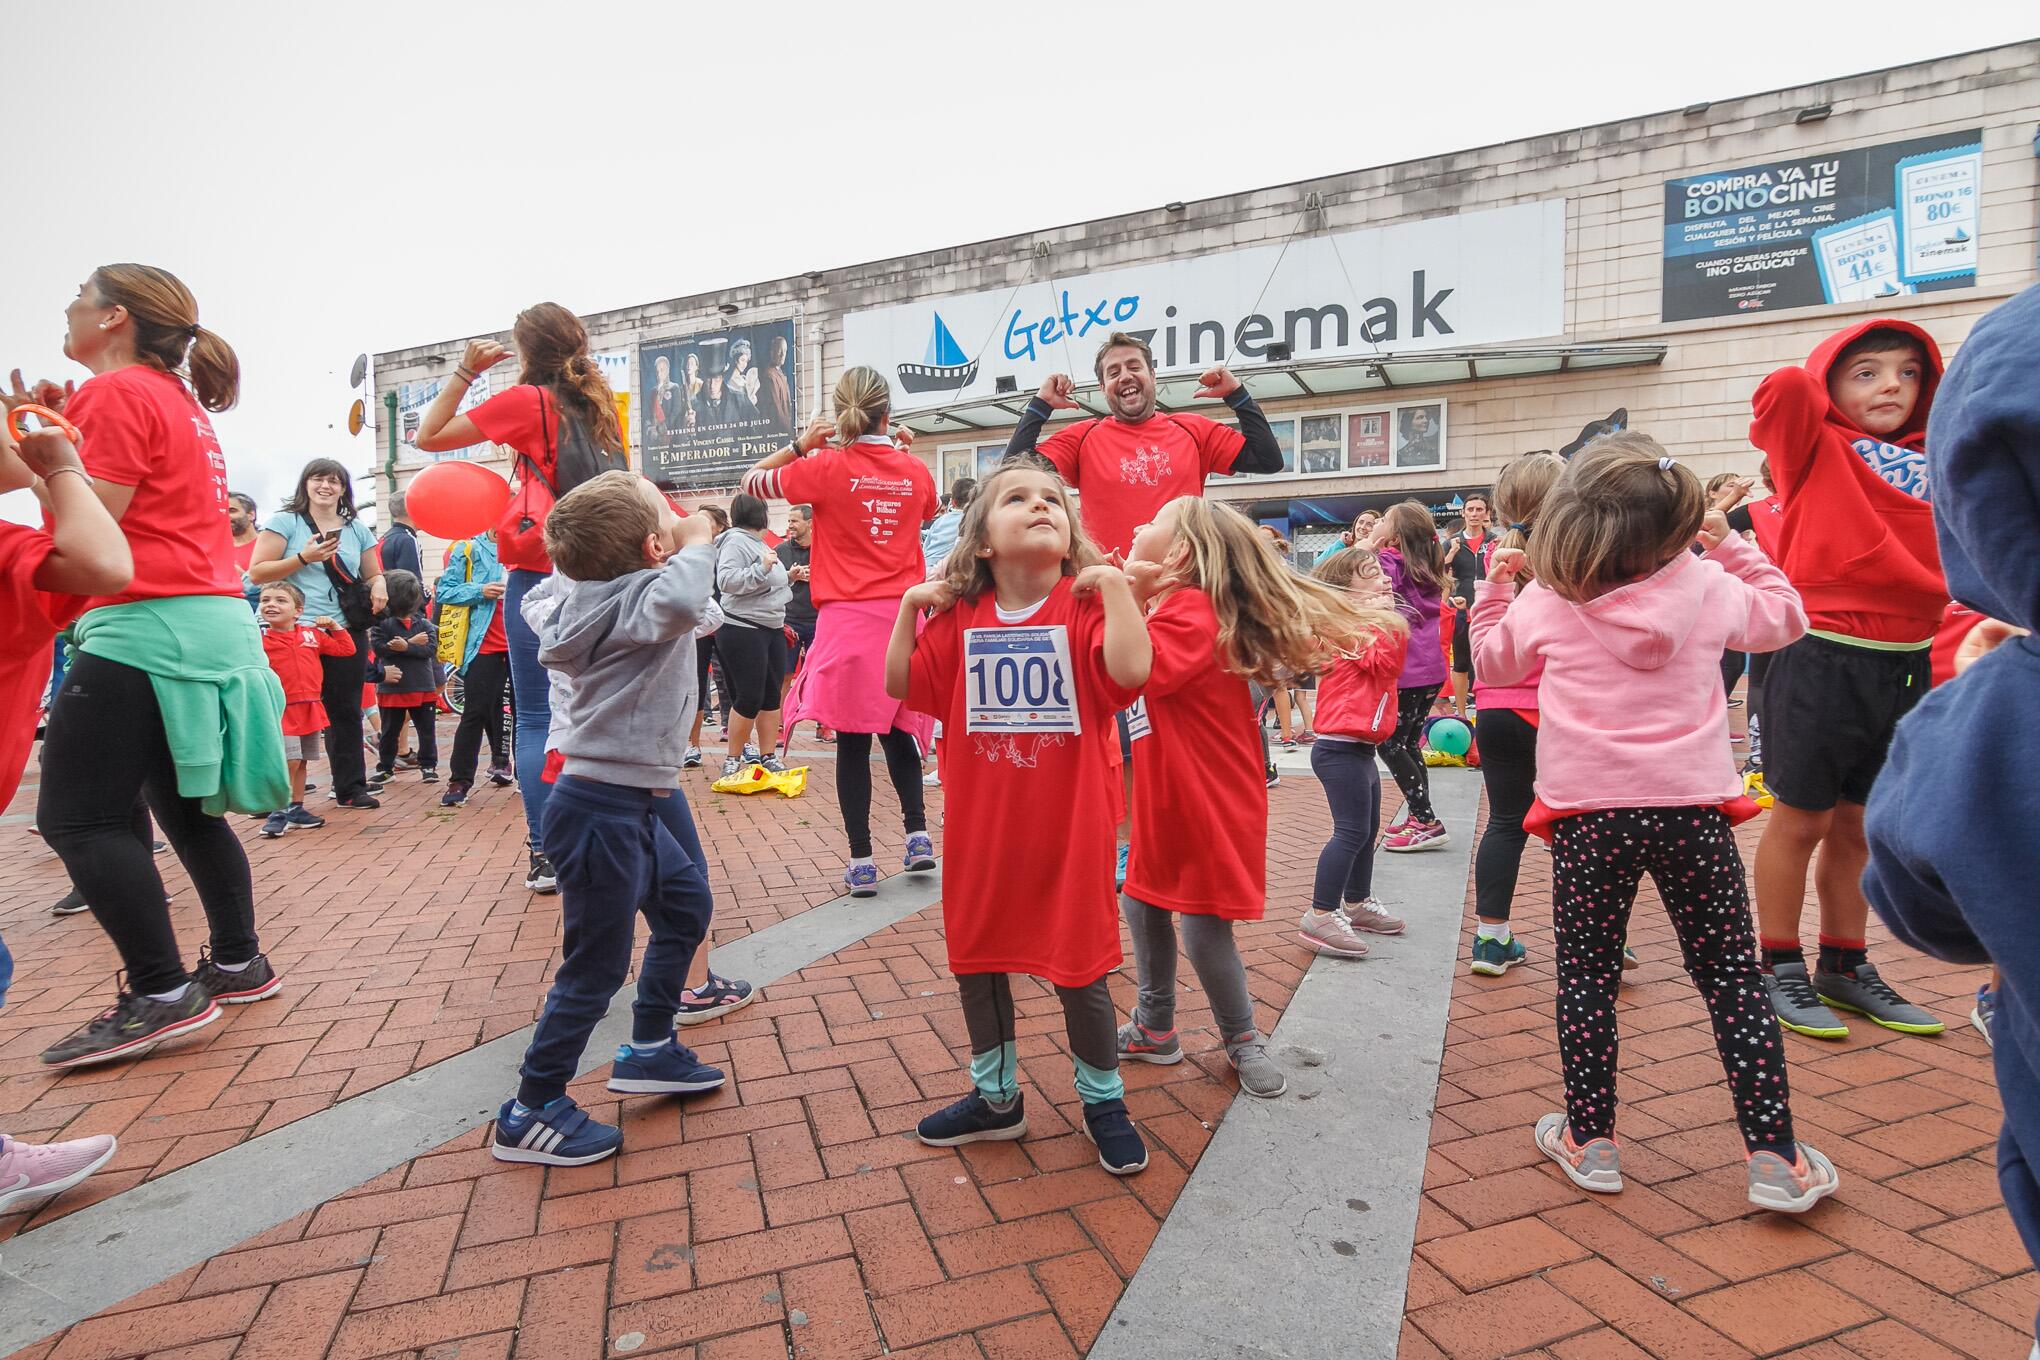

{"left": 1310, "top": 738, "right": 1383, "bottom": 912}
{"left": 504, "top": 568, "right": 555, "bottom": 848}
{"left": 518, "top": 776, "right": 715, "bottom": 1107}
{"left": 0, "top": 927, "right": 13, "bottom": 1011}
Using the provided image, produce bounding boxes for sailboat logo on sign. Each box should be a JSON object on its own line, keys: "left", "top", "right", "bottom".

{"left": 897, "top": 313, "right": 979, "bottom": 395}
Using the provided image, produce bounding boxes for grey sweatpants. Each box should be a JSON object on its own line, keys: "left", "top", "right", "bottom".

{"left": 1121, "top": 892, "right": 1258, "bottom": 1043}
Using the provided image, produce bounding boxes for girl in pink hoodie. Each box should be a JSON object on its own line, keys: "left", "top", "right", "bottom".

{"left": 1471, "top": 433, "right": 1837, "bottom": 1216}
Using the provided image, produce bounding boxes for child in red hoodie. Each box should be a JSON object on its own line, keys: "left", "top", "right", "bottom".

{"left": 1747, "top": 319, "right": 1948, "bottom": 1041}
{"left": 257, "top": 581, "right": 355, "bottom": 837}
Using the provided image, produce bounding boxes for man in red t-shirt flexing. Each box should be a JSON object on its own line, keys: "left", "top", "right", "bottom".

{"left": 1004, "top": 332, "right": 1285, "bottom": 879}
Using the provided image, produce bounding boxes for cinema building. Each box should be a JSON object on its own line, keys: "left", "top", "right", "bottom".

{"left": 373, "top": 41, "right": 2038, "bottom": 563}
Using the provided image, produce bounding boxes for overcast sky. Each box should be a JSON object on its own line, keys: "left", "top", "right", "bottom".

{"left": 3, "top": 0, "right": 2031, "bottom": 526}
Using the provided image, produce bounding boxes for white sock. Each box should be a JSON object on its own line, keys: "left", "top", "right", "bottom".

{"left": 212, "top": 957, "right": 253, "bottom": 973}
{"left": 630, "top": 1039, "right": 667, "bottom": 1055}
{"left": 147, "top": 983, "right": 190, "bottom": 1002}
{"left": 1476, "top": 922, "right": 1512, "bottom": 943}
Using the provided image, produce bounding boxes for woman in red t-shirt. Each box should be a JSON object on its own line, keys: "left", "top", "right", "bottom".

{"left": 743, "top": 367, "right": 939, "bottom": 897}
{"left": 413, "top": 303, "right": 627, "bottom": 893}
{"left": 13, "top": 264, "right": 288, "bottom": 1069}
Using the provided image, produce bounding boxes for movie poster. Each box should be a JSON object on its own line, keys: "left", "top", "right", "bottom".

{"left": 638, "top": 320, "right": 798, "bottom": 490}
{"left": 1660, "top": 130, "right": 1981, "bottom": 322}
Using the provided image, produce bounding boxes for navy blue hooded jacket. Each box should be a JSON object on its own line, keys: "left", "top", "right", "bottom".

{"left": 1864, "top": 282, "right": 2040, "bottom": 1313}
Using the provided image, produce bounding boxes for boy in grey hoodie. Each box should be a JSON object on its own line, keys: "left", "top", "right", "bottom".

{"left": 491, "top": 473, "right": 727, "bottom": 1168}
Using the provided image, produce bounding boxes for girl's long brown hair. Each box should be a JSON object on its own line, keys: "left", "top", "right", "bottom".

{"left": 1530, "top": 432, "right": 1707, "bottom": 603}
{"left": 1380, "top": 500, "right": 1446, "bottom": 600}
{"left": 1162, "top": 498, "right": 1386, "bottom": 685}
{"left": 92, "top": 264, "right": 239, "bottom": 412}
{"left": 1309, "top": 545, "right": 1409, "bottom": 654}
{"left": 939, "top": 464, "right": 1104, "bottom": 603}
{"left": 513, "top": 302, "right": 623, "bottom": 454}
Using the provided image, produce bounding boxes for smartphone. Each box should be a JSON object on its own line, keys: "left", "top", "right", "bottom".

{"left": 318, "top": 529, "right": 341, "bottom": 544}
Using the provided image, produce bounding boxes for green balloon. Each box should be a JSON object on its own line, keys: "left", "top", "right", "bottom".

{"left": 1429, "top": 718, "right": 1472, "bottom": 756}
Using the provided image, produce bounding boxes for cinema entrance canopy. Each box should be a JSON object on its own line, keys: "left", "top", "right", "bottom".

{"left": 887, "top": 342, "right": 1669, "bottom": 437}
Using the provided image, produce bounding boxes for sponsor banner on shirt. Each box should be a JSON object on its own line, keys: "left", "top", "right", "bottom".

{"left": 1659, "top": 129, "right": 1980, "bottom": 322}
{"left": 638, "top": 320, "right": 799, "bottom": 491}
{"left": 844, "top": 200, "right": 1566, "bottom": 413}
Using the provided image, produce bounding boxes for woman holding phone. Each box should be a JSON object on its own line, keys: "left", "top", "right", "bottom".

{"left": 248, "top": 460, "right": 386, "bottom": 808}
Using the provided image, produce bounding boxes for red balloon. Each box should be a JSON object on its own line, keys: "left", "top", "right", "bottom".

{"left": 406, "top": 461, "right": 511, "bottom": 539}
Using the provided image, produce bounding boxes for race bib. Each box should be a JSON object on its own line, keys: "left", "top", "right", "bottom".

{"left": 1124, "top": 697, "right": 1152, "bottom": 742}
{"left": 964, "top": 626, "right": 1081, "bottom": 734}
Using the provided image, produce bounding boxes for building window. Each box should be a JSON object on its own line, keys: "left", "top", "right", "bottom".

{"left": 1220, "top": 399, "right": 1449, "bottom": 482}
{"left": 937, "top": 442, "right": 1008, "bottom": 490}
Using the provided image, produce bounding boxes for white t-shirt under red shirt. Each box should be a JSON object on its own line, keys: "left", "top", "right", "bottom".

{"left": 773, "top": 436, "right": 939, "bottom": 604}
{"left": 1035, "top": 413, "right": 1244, "bottom": 558}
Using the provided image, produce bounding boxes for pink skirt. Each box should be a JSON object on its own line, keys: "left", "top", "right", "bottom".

{"left": 784, "top": 599, "right": 934, "bottom": 750}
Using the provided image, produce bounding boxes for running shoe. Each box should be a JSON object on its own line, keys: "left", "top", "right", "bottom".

{"left": 1973, "top": 985, "right": 1996, "bottom": 1048}
{"left": 743, "top": 744, "right": 761, "bottom": 763}
{"left": 50, "top": 888, "right": 90, "bottom": 917}
{"left": 1815, "top": 963, "right": 1946, "bottom": 1036}
{"left": 40, "top": 987, "right": 220, "bottom": 1068}
{"left": 1535, "top": 1113, "right": 1623, "bottom": 1194}
{"left": 283, "top": 805, "right": 324, "bottom": 830}
{"left": 1080, "top": 1097, "right": 1148, "bottom": 1175}
{"left": 1264, "top": 763, "right": 1280, "bottom": 789}
{"left": 606, "top": 1040, "right": 725, "bottom": 1095}
{"left": 720, "top": 756, "right": 743, "bottom": 781}
{"left": 682, "top": 746, "right": 702, "bottom": 770}
{"left": 844, "top": 862, "right": 879, "bottom": 898}
{"left": 259, "top": 810, "right": 290, "bottom": 839}
{"left": 1282, "top": 735, "right": 1299, "bottom": 750}
{"left": 1226, "top": 1035, "right": 1287, "bottom": 1098}
{"left": 1116, "top": 1019, "right": 1183, "bottom": 1065}
{"left": 1470, "top": 932, "right": 1527, "bottom": 976}
{"left": 441, "top": 780, "right": 472, "bottom": 807}
{"left": 487, "top": 765, "right": 515, "bottom": 787}
{"left": 1298, "top": 730, "right": 1317, "bottom": 744}
{"left": 674, "top": 972, "right": 756, "bottom": 1026}
{"left": 1343, "top": 898, "right": 1406, "bottom": 934}
{"left": 760, "top": 755, "right": 787, "bottom": 775}
{"left": 151, "top": 839, "right": 169, "bottom": 855}
{"left": 1762, "top": 962, "right": 1848, "bottom": 1039}
{"left": 903, "top": 832, "right": 937, "bottom": 873}
{"left": 1298, "top": 907, "right": 1370, "bottom": 959}
{"left": 923, "top": 768, "right": 942, "bottom": 787}
{"left": 394, "top": 753, "right": 420, "bottom": 770}
{"left": 1747, "top": 1142, "right": 1840, "bottom": 1214}
{"left": 490, "top": 1097, "right": 621, "bottom": 1167}
{"left": 1382, "top": 820, "right": 1450, "bottom": 853}
{"left": 336, "top": 793, "right": 381, "bottom": 810}
{"left": 190, "top": 947, "right": 282, "bottom": 1004}
{"left": 1622, "top": 945, "right": 1641, "bottom": 970}
{"left": 525, "top": 851, "right": 559, "bottom": 894}
{"left": 420, "top": 767, "right": 441, "bottom": 783}
{"left": 0, "top": 1133, "right": 119, "bottom": 1214}
{"left": 916, "top": 1091, "right": 1027, "bottom": 1147}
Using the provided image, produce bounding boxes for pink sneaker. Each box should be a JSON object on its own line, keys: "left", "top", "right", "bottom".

{"left": 1382, "top": 820, "right": 1450, "bottom": 853}
{"left": 0, "top": 1132, "right": 119, "bottom": 1213}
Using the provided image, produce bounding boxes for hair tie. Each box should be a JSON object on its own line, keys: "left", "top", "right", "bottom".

{"left": 1658, "top": 456, "right": 1674, "bottom": 471}
{"left": 184, "top": 323, "right": 200, "bottom": 340}
{"left": 1508, "top": 522, "right": 1528, "bottom": 533}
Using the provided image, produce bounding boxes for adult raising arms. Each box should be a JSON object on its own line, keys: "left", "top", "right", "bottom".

{"left": 246, "top": 459, "right": 385, "bottom": 808}
{"left": 10, "top": 264, "right": 290, "bottom": 1069}
{"left": 413, "top": 302, "right": 628, "bottom": 893}
{"left": 743, "top": 367, "right": 939, "bottom": 897}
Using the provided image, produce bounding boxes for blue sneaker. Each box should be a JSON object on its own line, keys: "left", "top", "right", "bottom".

{"left": 489, "top": 1097, "right": 621, "bottom": 1167}
{"left": 1972, "top": 986, "right": 1996, "bottom": 1048}
{"left": 903, "top": 832, "right": 936, "bottom": 873}
{"left": 259, "top": 810, "right": 289, "bottom": 839}
{"left": 1080, "top": 1097, "right": 1148, "bottom": 1176}
{"left": 283, "top": 804, "right": 324, "bottom": 830}
{"left": 916, "top": 1091, "right": 1027, "bottom": 1147}
{"left": 1469, "top": 932, "right": 1527, "bottom": 977}
{"left": 845, "top": 862, "right": 879, "bottom": 899}
{"left": 1115, "top": 842, "right": 1131, "bottom": 888}
{"left": 606, "top": 1040, "right": 726, "bottom": 1095}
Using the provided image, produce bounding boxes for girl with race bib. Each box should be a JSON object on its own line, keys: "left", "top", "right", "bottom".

{"left": 1113, "top": 496, "right": 1372, "bottom": 1099}
{"left": 884, "top": 463, "right": 1154, "bottom": 1175}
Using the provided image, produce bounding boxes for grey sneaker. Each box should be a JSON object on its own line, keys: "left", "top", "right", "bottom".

{"left": 1763, "top": 962, "right": 1848, "bottom": 1040}
{"left": 1747, "top": 1142, "right": 1840, "bottom": 1214}
{"left": 1342, "top": 898, "right": 1405, "bottom": 935}
{"left": 1814, "top": 962, "right": 1946, "bottom": 1036}
{"left": 1297, "top": 907, "right": 1370, "bottom": 959}
{"left": 1116, "top": 1019, "right": 1183, "bottom": 1065}
{"left": 1226, "top": 1035, "right": 1287, "bottom": 1099}
{"left": 1535, "top": 1112, "right": 1622, "bottom": 1194}
{"left": 721, "top": 756, "right": 742, "bottom": 780}
{"left": 760, "top": 755, "right": 788, "bottom": 774}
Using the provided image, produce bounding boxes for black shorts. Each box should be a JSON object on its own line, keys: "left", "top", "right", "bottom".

{"left": 1761, "top": 633, "right": 1928, "bottom": 811}
{"left": 1451, "top": 611, "right": 1475, "bottom": 676}
{"left": 785, "top": 617, "right": 816, "bottom": 673}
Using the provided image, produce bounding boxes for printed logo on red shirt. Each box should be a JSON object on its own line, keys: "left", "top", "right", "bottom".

{"left": 1118, "top": 443, "right": 1172, "bottom": 488}
{"left": 971, "top": 732, "right": 1068, "bottom": 767}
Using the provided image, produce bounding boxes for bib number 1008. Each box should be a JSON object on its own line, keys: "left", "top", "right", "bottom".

{"left": 962, "top": 625, "right": 1082, "bottom": 734}
{"left": 968, "top": 654, "right": 1067, "bottom": 709}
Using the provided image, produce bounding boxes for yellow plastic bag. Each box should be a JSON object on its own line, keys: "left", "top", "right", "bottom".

{"left": 710, "top": 763, "right": 808, "bottom": 798}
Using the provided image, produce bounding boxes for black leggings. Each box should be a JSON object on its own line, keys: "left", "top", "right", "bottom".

{"left": 1379, "top": 684, "right": 1440, "bottom": 824}
{"left": 1473, "top": 708, "right": 1537, "bottom": 921}
{"left": 449, "top": 649, "right": 509, "bottom": 783}
{"left": 37, "top": 652, "right": 260, "bottom": 995}
{"left": 695, "top": 636, "right": 730, "bottom": 727}
{"left": 715, "top": 620, "right": 786, "bottom": 720}
{"left": 378, "top": 704, "right": 438, "bottom": 773}
{"left": 1551, "top": 807, "right": 1795, "bottom": 1155}
{"left": 835, "top": 729, "right": 927, "bottom": 859}
{"left": 1719, "top": 649, "right": 1747, "bottom": 699}
{"left": 321, "top": 626, "right": 370, "bottom": 799}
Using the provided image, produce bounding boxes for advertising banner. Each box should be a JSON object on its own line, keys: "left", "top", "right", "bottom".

{"left": 844, "top": 200, "right": 1566, "bottom": 413}
{"left": 396, "top": 373, "right": 490, "bottom": 461}
{"left": 1660, "top": 130, "right": 1981, "bottom": 322}
{"left": 637, "top": 320, "right": 798, "bottom": 490}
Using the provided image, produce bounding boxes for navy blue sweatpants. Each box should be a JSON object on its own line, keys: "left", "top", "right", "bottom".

{"left": 518, "top": 774, "right": 714, "bottom": 1107}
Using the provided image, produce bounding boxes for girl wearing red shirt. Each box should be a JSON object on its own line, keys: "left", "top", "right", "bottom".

{"left": 1115, "top": 497, "right": 1377, "bottom": 1100}
{"left": 745, "top": 367, "right": 939, "bottom": 897}
{"left": 885, "top": 463, "right": 1154, "bottom": 1174}
{"left": 414, "top": 303, "right": 628, "bottom": 895}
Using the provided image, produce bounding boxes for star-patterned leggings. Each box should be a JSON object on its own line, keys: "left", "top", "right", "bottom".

{"left": 1551, "top": 807, "right": 1796, "bottom": 1157}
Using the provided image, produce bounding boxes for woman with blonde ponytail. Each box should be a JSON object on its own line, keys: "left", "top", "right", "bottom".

{"left": 743, "top": 367, "right": 940, "bottom": 896}
{"left": 415, "top": 301, "right": 629, "bottom": 894}
{"left": 7, "top": 264, "right": 292, "bottom": 1069}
